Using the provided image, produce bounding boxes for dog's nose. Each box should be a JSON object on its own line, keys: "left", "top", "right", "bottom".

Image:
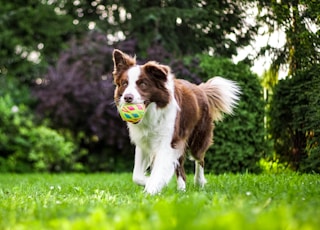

{"left": 124, "top": 94, "right": 134, "bottom": 103}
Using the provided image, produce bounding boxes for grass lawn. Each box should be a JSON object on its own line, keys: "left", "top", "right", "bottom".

{"left": 0, "top": 173, "right": 319, "bottom": 230}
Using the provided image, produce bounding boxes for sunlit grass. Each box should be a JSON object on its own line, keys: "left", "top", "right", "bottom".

{"left": 0, "top": 173, "right": 319, "bottom": 229}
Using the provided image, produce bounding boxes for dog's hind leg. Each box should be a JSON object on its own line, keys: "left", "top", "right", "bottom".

{"left": 194, "top": 160, "right": 207, "bottom": 187}
{"left": 175, "top": 155, "right": 186, "bottom": 191}
{"left": 188, "top": 116, "right": 213, "bottom": 188}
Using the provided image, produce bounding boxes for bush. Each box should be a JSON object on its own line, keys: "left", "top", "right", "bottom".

{"left": 0, "top": 92, "right": 83, "bottom": 172}
{"left": 196, "top": 55, "right": 268, "bottom": 173}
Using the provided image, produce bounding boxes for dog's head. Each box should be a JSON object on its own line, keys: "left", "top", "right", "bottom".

{"left": 112, "top": 49, "right": 172, "bottom": 108}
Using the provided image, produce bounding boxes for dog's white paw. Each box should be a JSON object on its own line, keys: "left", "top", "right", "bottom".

{"left": 177, "top": 176, "right": 186, "bottom": 191}
{"left": 144, "top": 180, "right": 163, "bottom": 195}
{"left": 133, "top": 175, "right": 148, "bottom": 186}
{"left": 194, "top": 176, "right": 207, "bottom": 188}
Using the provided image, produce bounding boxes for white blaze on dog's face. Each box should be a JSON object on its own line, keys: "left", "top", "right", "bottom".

{"left": 119, "top": 65, "right": 144, "bottom": 104}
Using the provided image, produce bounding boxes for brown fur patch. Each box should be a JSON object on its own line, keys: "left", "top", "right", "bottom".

{"left": 139, "top": 62, "right": 171, "bottom": 108}
{"left": 172, "top": 79, "right": 214, "bottom": 177}
{"left": 112, "top": 49, "right": 136, "bottom": 78}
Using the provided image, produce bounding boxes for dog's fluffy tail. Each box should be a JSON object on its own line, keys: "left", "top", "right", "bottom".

{"left": 199, "top": 77, "right": 241, "bottom": 121}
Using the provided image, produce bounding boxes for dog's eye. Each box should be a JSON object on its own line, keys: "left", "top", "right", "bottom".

{"left": 138, "top": 81, "right": 147, "bottom": 88}
{"left": 121, "top": 81, "right": 128, "bottom": 87}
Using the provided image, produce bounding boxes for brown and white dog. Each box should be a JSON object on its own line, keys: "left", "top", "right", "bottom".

{"left": 112, "top": 49, "right": 240, "bottom": 195}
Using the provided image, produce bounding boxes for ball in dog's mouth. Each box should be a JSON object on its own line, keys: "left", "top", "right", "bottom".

{"left": 118, "top": 103, "right": 146, "bottom": 124}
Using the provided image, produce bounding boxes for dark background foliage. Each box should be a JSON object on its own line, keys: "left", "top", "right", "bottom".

{"left": 269, "top": 65, "right": 320, "bottom": 172}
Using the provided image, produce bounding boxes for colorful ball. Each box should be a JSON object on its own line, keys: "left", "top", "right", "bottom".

{"left": 118, "top": 103, "right": 145, "bottom": 123}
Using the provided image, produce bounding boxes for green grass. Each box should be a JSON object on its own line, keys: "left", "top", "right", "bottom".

{"left": 0, "top": 173, "right": 319, "bottom": 230}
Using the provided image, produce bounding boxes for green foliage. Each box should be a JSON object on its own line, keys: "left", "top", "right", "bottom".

{"left": 269, "top": 64, "right": 320, "bottom": 172}
{"left": 197, "top": 56, "right": 268, "bottom": 173}
{"left": 0, "top": 0, "right": 76, "bottom": 81}
{"left": 0, "top": 173, "right": 319, "bottom": 229}
{"left": 0, "top": 87, "right": 84, "bottom": 172}
{"left": 115, "top": 0, "right": 257, "bottom": 57}
{"left": 1, "top": 0, "right": 258, "bottom": 77}
{"left": 257, "top": 0, "right": 320, "bottom": 173}
{"left": 259, "top": 158, "right": 292, "bottom": 174}
{"left": 256, "top": 0, "right": 320, "bottom": 74}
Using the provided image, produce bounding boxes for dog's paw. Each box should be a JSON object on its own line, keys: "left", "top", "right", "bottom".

{"left": 177, "top": 176, "right": 186, "bottom": 191}
{"left": 194, "top": 176, "right": 207, "bottom": 188}
{"left": 133, "top": 175, "right": 148, "bottom": 186}
{"left": 144, "top": 181, "right": 162, "bottom": 195}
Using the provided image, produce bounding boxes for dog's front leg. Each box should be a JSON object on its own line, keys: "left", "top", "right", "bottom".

{"left": 132, "top": 146, "right": 149, "bottom": 186}
{"left": 144, "top": 148, "right": 177, "bottom": 195}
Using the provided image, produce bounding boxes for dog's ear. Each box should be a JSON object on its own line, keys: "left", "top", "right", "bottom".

{"left": 144, "top": 61, "right": 170, "bottom": 82}
{"left": 112, "top": 49, "right": 136, "bottom": 75}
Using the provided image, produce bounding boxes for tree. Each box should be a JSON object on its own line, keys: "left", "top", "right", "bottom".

{"left": 257, "top": 0, "right": 320, "bottom": 171}
{"left": 117, "top": 0, "right": 257, "bottom": 57}
{"left": 0, "top": 0, "right": 76, "bottom": 83}
{"left": 54, "top": 0, "right": 259, "bottom": 58}
{"left": 269, "top": 65, "right": 320, "bottom": 172}
{"left": 257, "top": 0, "right": 319, "bottom": 74}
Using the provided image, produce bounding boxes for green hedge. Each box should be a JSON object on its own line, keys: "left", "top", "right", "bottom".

{"left": 0, "top": 80, "right": 84, "bottom": 172}
{"left": 269, "top": 64, "right": 320, "bottom": 172}
{"left": 196, "top": 55, "right": 268, "bottom": 173}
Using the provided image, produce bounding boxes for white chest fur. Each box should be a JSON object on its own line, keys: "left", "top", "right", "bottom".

{"left": 128, "top": 101, "right": 177, "bottom": 151}
{"left": 128, "top": 100, "right": 182, "bottom": 195}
